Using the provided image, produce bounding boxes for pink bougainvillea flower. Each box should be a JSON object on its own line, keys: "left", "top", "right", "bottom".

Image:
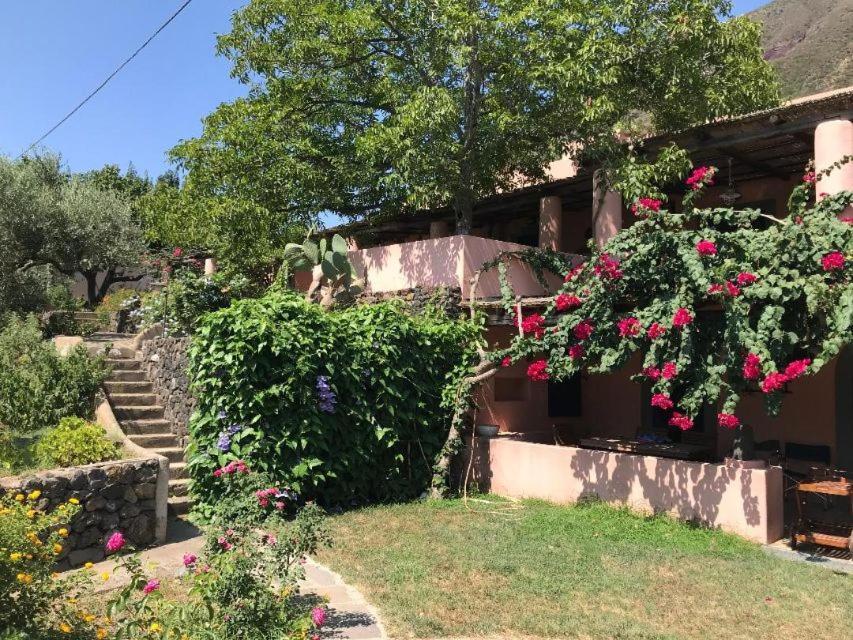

{"left": 646, "top": 322, "right": 666, "bottom": 340}
{"left": 717, "top": 413, "right": 740, "bottom": 429}
{"left": 661, "top": 361, "right": 678, "bottom": 380}
{"left": 822, "top": 251, "right": 845, "bottom": 271}
{"left": 573, "top": 319, "right": 594, "bottom": 341}
{"left": 593, "top": 253, "right": 623, "bottom": 280}
{"left": 527, "top": 359, "right": 550, "bottom": 382}
{"left": 217, "top": 536, "right": 233, "bottom": 551}
{"left": 643, "top": 366, "right": 661, "bottom": 380}
{"left": 651, "top": 393, "right": 674, "bottom": 410}
{"left": 841, "top": 216, "right": 853, "bottom": 225}
{"left": 743, "top": 353, "right": 762, "bottom": 380}
{"left": 672, "top": 308, "right": 693, "bottom": 328}
{"left": 500, "top": 356, "right": 512, "bottom": 368}
{"left": 521, "top": 313, "right": 546, "bottom": 339}
{"left": 105, "top": 532, "right": 126, "bottom": 554}
{"left": 182, "top": 554, "right": 197, "bottom": 568}
{"left": 668, "top": 412, "right": 694, "bottom": 431}
{"left": 311, "top": 607, "right": 327, "bottom": 628}
{"left": 707, "top": 283, "right": 724, "bottom": 295}
{"left": 568, "top": 344, "right": 585, "bottom": 360}
{"left": 736, "top": 272, "right": 757, "bottom": 286}
{"left": 685, "top": 166, "right": 715, "bottom": 190}
{"left": 555, "top": 294, "right": 582, "bottom": 312}
{"left": 783, "top": 359, "right": 811, "bottom": 380}
{"left": 631, "top": 197, "right": 662, "bottom": 217}
{"left": 563, "top": 264, "right": 585, "bottom": 282}
{"left": 725, "top": 281, "right": 741, "bottom": 297}
{"left": 760, "top": 372, "right": 789, "bottom": 394}
{"left": 172, "top": 247, "right": 183, "bottom": 258}
{"left": 618, "top": 316, "right": 641, "bottom": 338}
{"left": 142, "top": 579, "right": 160, "bottom": 595}
{"left": 695, "top": 240, "right": 717, "bottom": 256}
{"left": 803, "top": 171, "right": 816, "bottom": 184}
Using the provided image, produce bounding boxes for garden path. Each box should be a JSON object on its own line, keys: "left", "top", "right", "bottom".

{"left": 88, "top": 519, "right": 387, "bottom": 640}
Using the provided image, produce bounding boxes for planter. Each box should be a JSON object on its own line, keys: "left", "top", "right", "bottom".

{"left": 476, "top": 424, "right": 500, "bottom": 438}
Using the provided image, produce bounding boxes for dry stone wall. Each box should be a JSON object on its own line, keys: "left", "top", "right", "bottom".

{"left": 0, "top": 458, "right": 162, "bottom": 569}
{"left": 141, "top": 337, "right": 195, "bottom": 443}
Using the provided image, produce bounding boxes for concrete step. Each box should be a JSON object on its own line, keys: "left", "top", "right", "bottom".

{"left": 169, "top": 462, "right": 189, "bottom": 480}
{"left": 128, "top": 433, "right": 179, "bottom": 449}
{"left": 108, "top": 369, "right": 147, "bottom": 382}
{"left": 74, "top": 311, "right": 99, "bottom": 321}
{"left": 168, "top": 496, "right": 192, "bottom": 517}
{"left": 122, "top": 419, "right": 172, "bottom": 435}
{"left": 90, "top": 332, "right": 135, "bottom": 340}
{"left": 113, "top": 405, "right": 165, "bottom": 420}
{"left": 108, "top": 393, "right": 158, "bottom": 406}
{"left": 104, "top": 381, "right": 153, "bottom": 394}
{"left": 169, "top": 478, "right": 190, "bottom": 497}
{"left": 106, "top": 359, "right": 141, "bottom": 370}
{"left": 153, "top": 447, "right": 185, "bottom": 464}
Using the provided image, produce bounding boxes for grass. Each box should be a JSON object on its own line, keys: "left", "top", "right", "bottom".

{"left": 316, "top": 497, "right": 852, "bottom": 640}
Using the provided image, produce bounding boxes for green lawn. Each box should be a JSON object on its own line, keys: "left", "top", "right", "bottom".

{"left": 316, "top": 497, "right": 852, "bottom": 640}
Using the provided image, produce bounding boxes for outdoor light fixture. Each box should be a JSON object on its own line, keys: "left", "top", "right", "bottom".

{"left": 720, "top": 157, "right": 742, "bottom": 206}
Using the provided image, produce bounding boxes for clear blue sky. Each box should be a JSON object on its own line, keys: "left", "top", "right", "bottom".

{"left": 0, "top": 0, "right": 770, "bottom": 179}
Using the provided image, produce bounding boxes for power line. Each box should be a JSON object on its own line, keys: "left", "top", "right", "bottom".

{"left": 18, "top": 0, "right": 196, "bottom": 159}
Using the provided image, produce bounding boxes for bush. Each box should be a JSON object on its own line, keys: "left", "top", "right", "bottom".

{"left": 0, "top": 492, "right": 93, "bottom": 637}
{"left": 0, "top": 315, "right": 107, "bottom": 438}
{"left": 33, "top": 418, "right": 121, "bottom": 469}
{"left": 188, "top": 292, "right": 480, "bottom": 510}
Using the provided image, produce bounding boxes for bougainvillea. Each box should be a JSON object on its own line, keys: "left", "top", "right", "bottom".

{"left": 484, "top": 160, "right": 852, "bottom": 431}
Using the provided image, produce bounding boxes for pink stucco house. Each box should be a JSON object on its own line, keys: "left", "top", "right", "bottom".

{"left": 328, "top": 87, "right": 853, "bottom": 544}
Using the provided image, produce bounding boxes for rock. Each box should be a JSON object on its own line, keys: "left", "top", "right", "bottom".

{"left": 139, "top": 499, "right": 156, "bottom": 511}
{"left": 99, "top": 513, "right": 120, "bottom": 531}
{"left": 68, "top": 469, "right": 87, "bottom": 490}
{"left": 73, "top": 512, "right": 99, "bottom": 533}
{"left": 134, "top": 483, "right": 157, "bottom": 499}
{"left": 123, "top": 487, "right": 139, "bottom": 503}
{"left": 134, "top": 466, "right": 157, "bottom": 484}
{"left": 69, "top": 547, "right": 104, "bottom": 567}
{"left": 127, "top": 514, "right": 154, "bottom": 546}
{"left": 102, "top": 483, "right": 126, "bottom": 500}
{"left": 22, "top": 478, "right": 42, "bottom": 492}
{"left": 78, "top": 527, "right": 103, "bottom": 548}
{"left": 104, "top": 499, "right": 122, "bottom": 513}
{"left": 86, "top": 496, "right": 107, "bottom": 512}
{"left": 120, "top": 504, "right": 140, "bottom": 519}
{"left": 43, "top": 475, "right": 69, "bottom": 498}
{"left": 87, "top": 468, "right": 108, "bottom": 492}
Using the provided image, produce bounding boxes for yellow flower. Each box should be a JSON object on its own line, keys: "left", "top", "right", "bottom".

{"left": 58, "top": 528, "right": 69, "bottom": 538}
{"left": 53, "top": 543, "right": 63, "bottom": 555}
{"left": 83, "top": 613, "right": 96, "bottom": 623}
{"left": 26, "top": 509, "right": 36, "bottom": 519}
{"left": 14, "top": 494, "right": 24, "bottom": 502}
{"left": 59, "top": 622, "right": 72, "bottom": 634}
{"left": 100, "top": 572, "right": 110, "bottom": 582}
{"left": 97, "top": 629, "right": 108, "bottom": 639}
{"left": 84, "top": 562, "right": 94, "bottom": 569}
{"left": 149, "top": 622, "right": 162, "bottom": 633}
{"left": 27, "top": 490, "right": 41, "bottom": 501}
{"left": 68, "top": 498, "right": 79, "bottom": 505}
{"left": 9, "top": 552, "right": 22, "bottom": 561}
{"left": 16, "top": 573, "right": 32, "bottom": 584}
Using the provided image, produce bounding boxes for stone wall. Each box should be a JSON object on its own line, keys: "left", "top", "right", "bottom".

{"left": 0, "top": 458, "right": 163, "bottom": 569}
{"left": 357, "top": 285, "right": 462, "bottom": 318}
{"left": 141, "top": 337, "right": 195, "bottom": 442}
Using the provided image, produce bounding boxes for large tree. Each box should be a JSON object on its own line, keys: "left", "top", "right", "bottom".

{"left": 0, "top": 156, "right": 145, "bottom": 306}
{"left": 171, "top": 0, "right": 779, "bottom": 236}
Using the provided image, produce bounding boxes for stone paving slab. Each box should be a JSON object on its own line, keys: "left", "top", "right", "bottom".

{"left": 86, "top": 519, "right": 387, "bottom": 639}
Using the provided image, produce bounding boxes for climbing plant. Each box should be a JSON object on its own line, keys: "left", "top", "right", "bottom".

{"left": 433, "top": 159, "right": 852, "bottom": 491}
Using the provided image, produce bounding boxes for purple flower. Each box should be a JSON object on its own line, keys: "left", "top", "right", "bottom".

{"left": 217, "top": 410, "right": 228, "bottom": 421}
{"left": 105, "top": 531, "right": 126, "bottom": 553}
{"left": 316, "top": 375, "right": 337, "bottom": 414}
{"left": 217, "top": 431, "right": 231, "bottom": 452}
{"left": 182, "top": 553, "right": 197, "bottom": 567}
{"left": 311, "top": 606, "right": 326, "bottom": 628}
{"left": 227, "top": 423, "right": 242, "bottom": 436}
{"left": 142, "top": 579, "right": 160, "bottom": 594}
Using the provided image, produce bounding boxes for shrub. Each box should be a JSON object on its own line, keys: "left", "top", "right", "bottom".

{"left": 187, "top": 292, "right": 480, "bottom": 510}
{"left": 0, "top": 315, "right": 107, "bottom": 437}
{"left": 33, "top": 418, "right": 121, "bottom": 469}
{"left": 0, "top": 492, "right": 94, "bottom": 637}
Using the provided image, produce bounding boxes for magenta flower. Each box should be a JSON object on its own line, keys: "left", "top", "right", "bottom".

{"left": 311, "top": 607, "right": 327, "bottom": 628}
{"left": 668, "top": 412, "right": 693, "bottom": 431}
{"left": 142, "top": 579, "right": 160, "bottom": 595}
{"left": 736, "top": 272, "right": 757, "bottom": 286}
{"left": 822, "top": 251, "right": 845, "bottom": 271}
{"left": 717, "top": 413, "right": 740, "bottom": 429}
{"left": 672, "top": 308, "right": 693, "bottom": 328}
{"left": 568, "top": 344, "right": 585, "bottom": 361}
{"left": 651, "top": 394, "right": 674, "bottom": 411}
{"left": 105, "top": 531, "right": 126, "bottom": 554}
{"left": 183, "top": 553, "right": 197, "bottom": 568}
{"left": 661, "top": 362, "right": 678, "bottom": 380}
{"left": 695, "top": 240, "right": 717, "bottom": 256}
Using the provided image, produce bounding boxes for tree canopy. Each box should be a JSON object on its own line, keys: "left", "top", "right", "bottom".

{"left": 165, "top": 0, "right": 779, "bottom": 247}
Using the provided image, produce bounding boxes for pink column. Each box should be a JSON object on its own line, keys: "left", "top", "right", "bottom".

{"left": 430, "top": 220, "right": 450, "bottom": 239}
{"left": 815, "top": 119, "right": 853, "bottom": 218}
{"left": 593, "top": 170, "right": 623, "bottom": 248}
{"left": 203, "top": 258, "right": 217, "bottom": 276}
{"left": 538, "top": 196, "right": 562, "bottom": 251}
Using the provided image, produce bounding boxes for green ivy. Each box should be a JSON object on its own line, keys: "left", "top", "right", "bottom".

{"left": 187, "top": 292, "right": 480, "bottom": 510}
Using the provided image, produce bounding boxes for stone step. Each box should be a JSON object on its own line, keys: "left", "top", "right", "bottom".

{"left": 153, "top": 447, "right": 186, "bottom": 464}
{"left": 108, "top": 393, "right": 158, "bottom": 406}
{"left": 106, "top": 358, "right": 141, "bottom": 370}
{"left": 169, "top": 478, "right": 191, "bottom": 497}
{"left": 109, "top": 369, "right": 147, "bottom": 382}
{"left": 113, "top": 405, "right": 165, "bottom": 420}
{"left": 122, "top": 419, "right": 172, "bottom": 435}
{"left": 170, "top": 462, "right": 189, "bottom": 480}
{"left": 168, "top": 496, "right": 192, "bottom": 517}
{"left": 104, "top": 380, "right": 153, "bottom": 394}
{"left": 90, "top": 332, "right": 135, "bottom": 340}
{"left": 128, "top": 433, "right": 179, "bottom": 449}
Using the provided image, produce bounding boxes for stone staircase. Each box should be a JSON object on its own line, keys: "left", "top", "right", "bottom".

{"left": 103, "top": 356, "right": 191, "bottom": 517}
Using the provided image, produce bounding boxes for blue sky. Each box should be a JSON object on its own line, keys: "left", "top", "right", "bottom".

{"left": 0, "top": 0, "right": 770, "bottom": 179}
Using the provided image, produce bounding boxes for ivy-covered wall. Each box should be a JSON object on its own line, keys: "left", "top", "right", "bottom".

{"left": 186, "top": 292, "right": 479, "bottom": 509}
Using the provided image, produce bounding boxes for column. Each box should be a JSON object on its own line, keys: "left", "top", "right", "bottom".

{"left": 592, "top": 170, "right": 623, "bottom": 248}
{"left": 203, "top": 258, "right": 217, "bottom": 276}
{"left": 538, "top": 196, "right": 562, "bottom": 251}
{"left": 815, "top": 119, "right": 853, "bottom": 218}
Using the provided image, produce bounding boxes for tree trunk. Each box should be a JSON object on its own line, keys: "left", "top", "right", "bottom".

{"left": 84, "top": 271, "right": 100, "bottom": 307}
{"left": 454, "top": 191, "right": 474, "bottom": 235}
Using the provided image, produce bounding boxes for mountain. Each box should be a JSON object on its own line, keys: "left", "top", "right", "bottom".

{"left": 749, "top": 0, "right": 853, "bottom": 98}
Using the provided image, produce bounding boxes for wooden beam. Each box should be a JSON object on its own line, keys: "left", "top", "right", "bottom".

{"left": 717, "top": 146, "right": 792, "bottom": 181}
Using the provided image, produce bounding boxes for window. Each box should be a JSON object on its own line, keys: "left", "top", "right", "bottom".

{"left": 548, "top": 375, "right": 582, "bottom": 417}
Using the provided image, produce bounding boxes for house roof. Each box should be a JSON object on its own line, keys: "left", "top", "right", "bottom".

{"left": 328, "top": 86, "right": 853, "bottom": 239}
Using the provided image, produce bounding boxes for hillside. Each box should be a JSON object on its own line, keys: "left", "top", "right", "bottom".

{"left": 749, "top": 0, "right": 853, "bottom": 98}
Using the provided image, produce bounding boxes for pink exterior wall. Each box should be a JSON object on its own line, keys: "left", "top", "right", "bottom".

{"left": 472, "top": 438, "right": 784, "bottom": 543}
{"left": 349, "top": 235, "right": 562, "bottom": 298}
